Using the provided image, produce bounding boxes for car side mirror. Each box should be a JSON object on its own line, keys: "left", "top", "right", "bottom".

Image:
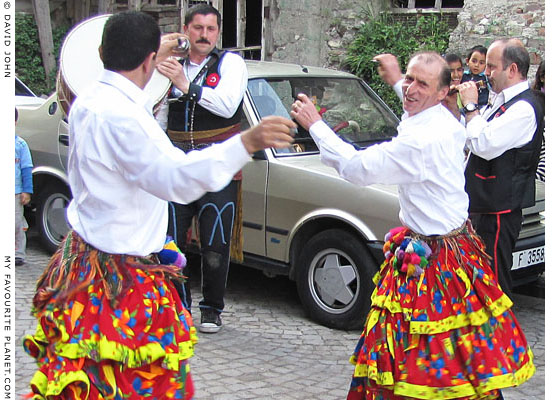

{"left": 48, "top": 101, "right": 58, "bottom": 115}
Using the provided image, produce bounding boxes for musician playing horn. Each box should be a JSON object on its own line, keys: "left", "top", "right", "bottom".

{"left": 156, "top": 3, "right": 248, "bottom": 334}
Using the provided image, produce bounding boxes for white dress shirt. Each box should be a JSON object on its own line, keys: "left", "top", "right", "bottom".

{"left": 156, "top": 51, "right": 248, "bottom": 130}
{"left": 67, "top": 70, "right": 251, "bottom": 256}
{"left": 186, "top": 51, "right": 248, "bottom": 118}
{"left": 466, "top": 81, "right": 536, "bottom": 160}
{"left": 309, "top": 104, "right": 469, "bottom": 236}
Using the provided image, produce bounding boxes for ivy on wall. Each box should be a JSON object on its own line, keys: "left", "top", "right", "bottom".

{"left": 345, "top": 13, "right": 451, "bottom": 116}
{"left": 15, "top": 13, "right": 69, "bottom": 96}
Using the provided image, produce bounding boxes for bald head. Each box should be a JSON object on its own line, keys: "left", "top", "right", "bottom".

{"left": 485, "top": 39, "right": 529, "bottom": 93}
{"left": 409, "top": 51, "right": 451, "bottom": 90}
{"left": 489, "top": 39, "right": 530, "bottom": 78}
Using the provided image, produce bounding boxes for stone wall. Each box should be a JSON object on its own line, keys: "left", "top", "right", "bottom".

{"left": 448, "top": 0, "right": 545, "bottom": 76}
{"left": 266, "top": 0, "right": 332, "bottom": 67}
{"left": 142, "top": 4, "right": 182, "bottom": 33}
{"left": 268, "top": 0, "right": 544, "bottom": 76}
{"left": 267, "top": 0, "right": 377, "bottom": 69}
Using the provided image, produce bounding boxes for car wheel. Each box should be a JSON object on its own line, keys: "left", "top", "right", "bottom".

{"left": 296, "top": 229, "right": 377, "bottom": 330}
{"left": 36, "top": 183, "right": 72, "bottom": 253}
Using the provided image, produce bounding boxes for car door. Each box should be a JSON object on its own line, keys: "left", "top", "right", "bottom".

{"left": 240, "top": 97, "right": 268, "bottom": 257}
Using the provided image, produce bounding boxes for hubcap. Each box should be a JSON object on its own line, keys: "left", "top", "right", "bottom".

{"left": 308, "top": 249, "right": 359, "bottom": 314}
{"left": 42, "top": 193, "right": 71, "bottom": 246}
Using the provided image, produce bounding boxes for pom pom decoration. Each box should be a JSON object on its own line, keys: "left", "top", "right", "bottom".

{"left": 383, "top": 228, "right": 431, "bottom": 279}
{"left": 158, "top": 236, "right": 187, "bottom": 268}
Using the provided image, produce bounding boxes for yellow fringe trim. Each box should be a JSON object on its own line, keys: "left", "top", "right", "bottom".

{"left": 25, "top": 318, "right": 195, "bottom": 371}
{"left": 28, "top": 361, "right": 193, "bottom": 399}
{"left": 351, "top": 350, "right": 535, "bottom": 400}
{"left": 30, "top": 369, "right": 90, "bottom": 399}
{"left": 367, "top": 292, "right": 513, "bottom": 334}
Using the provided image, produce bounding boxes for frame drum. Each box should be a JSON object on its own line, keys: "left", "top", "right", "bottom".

{"left": 57, "top": 14, "right": 170, "bottom": 117}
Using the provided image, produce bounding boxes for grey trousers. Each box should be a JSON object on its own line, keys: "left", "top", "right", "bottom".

{"left": 15, "top": 194, "right": 28, "bottom": 260}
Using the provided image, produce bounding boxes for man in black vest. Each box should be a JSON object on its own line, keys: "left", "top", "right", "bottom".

{"left": 156, "top": 4, "right": 248, "bottom": 333}
{"left": 458, "top": 39, "right": 544, "bottom": 300}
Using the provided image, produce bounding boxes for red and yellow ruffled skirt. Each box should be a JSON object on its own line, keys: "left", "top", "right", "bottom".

{"left": 23, "top": 231, "right": 198, "bottom": 399}
{"left": 347, "top": 223, "right": 534, "bottom": 400}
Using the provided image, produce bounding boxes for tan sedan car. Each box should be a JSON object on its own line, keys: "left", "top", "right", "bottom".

{"left": 16, "top": 61, "right": 545, "bottom": 330}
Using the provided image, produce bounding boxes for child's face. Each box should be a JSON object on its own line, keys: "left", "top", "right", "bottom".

{"left": 467, "top": 51, "right": 486, "bottom": 75}
{"left": 448, "top": 61, "right": 464, "bottom": 86}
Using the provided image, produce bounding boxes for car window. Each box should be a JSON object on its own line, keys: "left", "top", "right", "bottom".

{"left": 247, "top": 77, "right": 399, "bottom": 155}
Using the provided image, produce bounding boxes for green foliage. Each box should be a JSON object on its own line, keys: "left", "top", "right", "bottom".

{"left": 15, "top": 13, "right": 70, "bottom": 96}
{"left": 345, "top": 13, "right": 452, "bottom": 116}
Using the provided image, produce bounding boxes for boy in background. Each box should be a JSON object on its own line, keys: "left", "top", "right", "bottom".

{"left": 443, "top": 53, "right": 465, "bottom": 121}
{"left": 461, "top": 45, "right": 491, "bottom": 106}
{"left": 15, "top": 107, "right": 33, "bottom": 266}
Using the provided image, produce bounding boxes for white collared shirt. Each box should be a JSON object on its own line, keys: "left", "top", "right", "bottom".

{"left": 185, "top": 51, "right": 248, "bottom": 118}
{"left": 67, "top": 70, "right": 251, "bottom": 256}
{"left": 309, "top": 104, "right": 468, "bottom": 236}
{"left": 466, "top": 81, "right": 537, "bottom": 160}
{"left": 155, "top": 51, "right": 248, "bottom": 130}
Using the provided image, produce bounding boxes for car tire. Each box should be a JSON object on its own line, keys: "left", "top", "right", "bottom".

{"left": 36, "top": 183, "right": 72, "bottom": 253}
{"left": 296, "top": 229, "right": 377, "bottom": 330}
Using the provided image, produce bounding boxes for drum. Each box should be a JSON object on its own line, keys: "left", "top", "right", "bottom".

{"left": 57, "top": 14, "right": 170, "bottom": 117}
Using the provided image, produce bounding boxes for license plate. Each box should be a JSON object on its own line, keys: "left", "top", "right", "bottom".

{"left": 511, "top": 246, "right": 545, "bottom": 270}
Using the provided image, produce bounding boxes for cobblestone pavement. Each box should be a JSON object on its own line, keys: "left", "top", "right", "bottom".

{"left": 15, "top": 229, "right": 545, "bottom": 399}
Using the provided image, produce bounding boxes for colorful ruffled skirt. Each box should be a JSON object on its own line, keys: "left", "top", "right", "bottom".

{"left": 23, "top": 231, "right": 198, "bottom": 399}
{"left": 347, "top": 223, "right": 534, "bottom": 400}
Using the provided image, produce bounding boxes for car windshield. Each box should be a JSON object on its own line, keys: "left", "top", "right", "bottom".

{"left": 16, "top": 77, "right": 37, "bottom": 97}
{"left": 247, "top": 77, "right": 399, "bottom": 154}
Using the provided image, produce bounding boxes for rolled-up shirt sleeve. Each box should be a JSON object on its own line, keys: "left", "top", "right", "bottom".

{"left": 197, "top": 53, "right": 248, "bottom": 118}
{"left": 393, "top": 79, "right": 404, "bottom": 102}
{"left": 466, "top": 100, "right": 536, "bottom": 160}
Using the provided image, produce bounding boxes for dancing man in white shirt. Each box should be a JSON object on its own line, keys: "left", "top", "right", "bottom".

{"left": 291, "top": 51, "right": 534, "bottom": 400}
{"left": 156, "top": 4, "right": 248, "bottom": 333}
{"left": 457, "top": 39, "right": 544, "bottom": 300}
{"left": 23, "top": 11, "right": 295, "bottom": 399}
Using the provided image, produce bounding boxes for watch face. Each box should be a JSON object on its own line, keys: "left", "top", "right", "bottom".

{"left": 466, "top": 103, "right": 477, "bottom": 112}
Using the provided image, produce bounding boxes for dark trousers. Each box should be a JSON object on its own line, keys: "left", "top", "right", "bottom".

{"left": 168, "top": 180, "right": 238, "bottom": 313}
{"left": 471, "top": 209, "right": 523, "bottom": 299}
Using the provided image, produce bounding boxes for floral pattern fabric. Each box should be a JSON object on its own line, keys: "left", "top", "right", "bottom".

{"left": 347, "top": 224, "right": 534, "bottom": 400}
{"left": 23, "top": 231, "right": 197, "bottom": 399}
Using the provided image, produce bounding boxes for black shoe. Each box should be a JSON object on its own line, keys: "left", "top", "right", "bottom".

{"left": 199, "top": 308, "right": 222, "bottom": 333}
{"left": 15, "top": 258, "right": 24, "bottom": 266}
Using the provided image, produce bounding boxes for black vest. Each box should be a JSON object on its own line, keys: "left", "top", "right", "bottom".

{"left": 465, "top": 89, "right": 544, "bottom": 213}
{"left": 167, "top": 50, "right": 244, "bottom": 133}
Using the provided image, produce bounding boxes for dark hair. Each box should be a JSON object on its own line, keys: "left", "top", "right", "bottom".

{"left": 184, "top": 4, "right": 221, "bottom": 29}
{"left": 532, "top": 60, "right": 545, "bottom": 91}
{"left": 101, "top": 11, "right": 161, "bottom": 72}
{"left": 445, "top": 53, "right": 463, "bottom": 66}
{"left": 502, "top": 44, "right": 530, "bottom": 79}
{"left": 466, "top": 45, "right": 487, "bottom": 61}
{"left": 411, "top": 51, "right": 451, "bottom": 90}
{"left": 15, "top": 107, "right": 18, "bottom": 122}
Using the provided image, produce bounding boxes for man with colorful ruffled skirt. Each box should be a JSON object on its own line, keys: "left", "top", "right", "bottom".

{"left": 22, "top": 11, "right": 296, "bottom": 400}
{"left": 290, "top": 51, "right": 534, "bottom": 400}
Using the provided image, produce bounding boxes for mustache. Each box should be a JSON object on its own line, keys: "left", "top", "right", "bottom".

{"left": 196, "top": 38, "right": 211, "bottom": 44}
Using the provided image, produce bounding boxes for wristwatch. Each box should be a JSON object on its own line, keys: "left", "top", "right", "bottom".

{"left": 462, "top": 102, "right": 478, "bottom": 113}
